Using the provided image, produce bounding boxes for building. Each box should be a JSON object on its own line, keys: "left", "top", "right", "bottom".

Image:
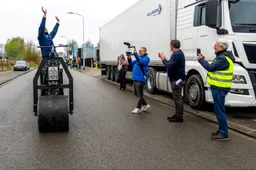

{"left": 0, "top": 43, "right": 4, "bottom": 56}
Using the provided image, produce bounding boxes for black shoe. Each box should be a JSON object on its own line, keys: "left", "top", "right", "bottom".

{"left": 211, "top": 133, "right": 229, "bottom": 141}
{"left": 167, "top": 115, "right": 177, "bottom": 120}
{"left": 169, "top": 117, "right": 183, "bottom": 123}
{"left": 211, "top": 130, "right": 219, "bottom": 136}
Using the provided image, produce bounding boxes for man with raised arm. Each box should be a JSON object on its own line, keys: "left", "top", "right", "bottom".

{"left": 38, "top": 7, "right": 60, "bottom": 57}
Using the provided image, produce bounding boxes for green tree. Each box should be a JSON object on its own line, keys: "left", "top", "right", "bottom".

{"left": 4, "top": 37, "right": 25, "bottom": 59}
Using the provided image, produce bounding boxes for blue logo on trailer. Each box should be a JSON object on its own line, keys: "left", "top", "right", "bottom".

{"left": 147, "top": 4, "right": 162, "bottom": 17}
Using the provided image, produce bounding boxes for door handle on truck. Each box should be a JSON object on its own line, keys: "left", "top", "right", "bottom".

{"left": 200, "top": 35, "right": 208, "bottom": 37}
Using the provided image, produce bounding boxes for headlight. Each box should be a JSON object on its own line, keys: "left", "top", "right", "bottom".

{"left": 232, "top": 75, "right": 247, "bottom": 84}
{"left": 230, "top": 88, "right": 249, "bottom": 95}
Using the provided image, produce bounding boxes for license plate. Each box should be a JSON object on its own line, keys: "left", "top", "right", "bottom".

{"left": 48, "top": 66, "right": 59, "bottom": 81}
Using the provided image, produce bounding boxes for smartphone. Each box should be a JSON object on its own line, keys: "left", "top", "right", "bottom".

{"left": 197, "top": 48, "right": 201, "bottom": 55}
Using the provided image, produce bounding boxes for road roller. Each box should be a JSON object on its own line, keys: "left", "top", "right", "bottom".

{"left": 33, "top": 44, "right": 73, "bottom": 132}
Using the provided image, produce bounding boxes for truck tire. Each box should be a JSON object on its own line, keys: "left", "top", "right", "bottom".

{"left": 106, "top": 66, "right": 111, "bottom": 80}
{"left": 185, "top": 74, "right": 205, "bottom": 110}
{"left": 146, "top": 67, "right": 157, "bottom": 94}
{"left": 115, "top": 68, "right": 120, "bottom": 82}
{"left": 110, "top": 66, "right": 115, "bottom": 81}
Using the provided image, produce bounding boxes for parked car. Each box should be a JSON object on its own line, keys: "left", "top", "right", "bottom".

{"left": 14, "top": 60, "right": 30, "bottom": 71}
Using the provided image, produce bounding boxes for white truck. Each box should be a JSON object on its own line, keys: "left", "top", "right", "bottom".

{"left": 100, "top": 0, "right": 256, "bottom": 109}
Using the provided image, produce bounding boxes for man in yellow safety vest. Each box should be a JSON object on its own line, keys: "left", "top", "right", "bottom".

{"left": 197, "top": 39, "right": 235, "bottom": 141}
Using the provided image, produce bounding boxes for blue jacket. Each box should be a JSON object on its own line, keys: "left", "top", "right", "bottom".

{"left": 199, "top": 50, "right": 236, "bottom": 91}
{"left": 38, "top": 17, "right": 59, "bottom": 57}
{"left": 128, "top": 52, "right": 150, "bottom": 84}
{"left": 162, "top": 49, "right": 186, "bottom": 82}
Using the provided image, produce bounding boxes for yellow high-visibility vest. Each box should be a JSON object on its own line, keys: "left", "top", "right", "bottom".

{"left": 207, "top": 56, "right": 234, "bottom": 88}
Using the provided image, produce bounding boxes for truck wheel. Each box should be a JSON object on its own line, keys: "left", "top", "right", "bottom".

{"left": 146, "top": 67, "right": 157, "bottom": 94}
{"left": 106, "top": 66, "right": 111, "bottom": 80}
{"left": 185, "top": 74, "right": 205, "bottom": 110}
{"left": 110, "top": 66, "right": 115, "bottom": 81}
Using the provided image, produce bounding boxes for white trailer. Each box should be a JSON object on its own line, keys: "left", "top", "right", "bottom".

{"left": 100, "top": 0, "right": 256, "bottom": 109}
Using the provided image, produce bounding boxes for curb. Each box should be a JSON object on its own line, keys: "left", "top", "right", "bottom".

{"left": 101, "top": 78, "right": 256, "bottom": 139}
{"left": 0, "top": 69, "right": 36, "bottom": 86}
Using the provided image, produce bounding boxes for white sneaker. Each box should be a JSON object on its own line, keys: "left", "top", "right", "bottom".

{"left": 141, "top": 104, "right": 150, "bottom": 112}
{"left": 132, "top": 108, "right": 141, "bottom": 114}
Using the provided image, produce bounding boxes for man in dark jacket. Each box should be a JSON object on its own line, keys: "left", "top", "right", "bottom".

{"left": 197, "top": 39, "right": 235, "bottom": 141}
{"left": 38, "top": 7, "right": 60, "bottom": 57}
{"left": 159, "top": 40, "right": 185, "bottom": 122}
{"left": 128, "top": 47, "right": 150, "bottom": 114}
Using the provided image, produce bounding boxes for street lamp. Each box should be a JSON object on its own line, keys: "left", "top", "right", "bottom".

{"left": 60, "top": 36, "right": 71, "bottom": 59}
{"left": 67, "top": 12, "right": 85, "bottom": 70}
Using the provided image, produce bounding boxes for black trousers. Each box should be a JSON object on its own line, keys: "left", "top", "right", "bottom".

{"left": 171, "top": 82, "right": 184, "bottom": 118}
{"left": 134, "top": 81, "right": 147, "bottom": 109}
{"left": 119, "top": 71, "right": 126, "bottom": 89}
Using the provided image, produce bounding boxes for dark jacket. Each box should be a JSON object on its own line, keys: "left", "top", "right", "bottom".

{"left": 128, "top": 52, "right": 150, "bottom": 84}
{"left": 199, "top": 50, "right": 236, "bottom": 91}
{"left": 162, "top": 49, "right": 186, "bottom": 82}
{"left": 38, "top": 17, "right": 59, "bottom": 57}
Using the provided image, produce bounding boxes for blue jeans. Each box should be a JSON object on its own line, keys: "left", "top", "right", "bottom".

{"left": 211, "top": 88, "right": 229, "bottom": 136}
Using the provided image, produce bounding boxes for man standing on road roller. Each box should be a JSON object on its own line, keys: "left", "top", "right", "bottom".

{"left": 38, "top": 7, "right": 60, "bottom": 57}
{"left": 197, "top": 39, "right": 235, "bottom": 141}
{"left": 38, "top": 7, "right": 60, "bottom": 95}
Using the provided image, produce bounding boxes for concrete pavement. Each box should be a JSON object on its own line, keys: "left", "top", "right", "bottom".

{"left": 0, "top": 70, "right": 255, "bottom": 169}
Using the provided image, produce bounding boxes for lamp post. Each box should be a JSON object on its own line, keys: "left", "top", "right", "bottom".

{"left": 67, "top": 12, "right": 85, "bottom": 70}
{"left": 60, "top": 36, "right": 70, "bottom": 59}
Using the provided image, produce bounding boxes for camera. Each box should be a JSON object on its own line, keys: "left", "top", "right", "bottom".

{"left": 124, "top": 42, "right": 136, "bottom": 57}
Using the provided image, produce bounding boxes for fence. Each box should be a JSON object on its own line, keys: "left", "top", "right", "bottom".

{"left": 0, "top": 57, "right": 12, "bottom": 71}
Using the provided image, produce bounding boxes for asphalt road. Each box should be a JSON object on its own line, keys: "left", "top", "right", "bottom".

{"left": 0, "top": 69, "right": 255, "bottom": 169}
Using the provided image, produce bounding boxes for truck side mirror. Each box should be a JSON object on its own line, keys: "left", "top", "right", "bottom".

{"left": 205, "top": 0, "right": 219, "bottom": 28}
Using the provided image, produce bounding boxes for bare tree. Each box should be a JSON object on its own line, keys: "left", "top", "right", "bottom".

{"left": 65, "top": 39, "right": 77, "bottom": 55}
{"left": 85, "top": 40, "right": 92, "bottom": 48}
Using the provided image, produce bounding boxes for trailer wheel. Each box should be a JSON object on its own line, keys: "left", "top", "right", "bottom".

{"left": 185, "top": 74, "right": 205, "bottom": 110}
{"left": 110, "top": 66, "right": 115, "bottom": 81}
{"left": 146, "top": 67, "right": 157, "bottom": 94}
{"left": 115, "top": 68, "right": 120, "bottom": 82}
{"left": 106, "top": 66, "right": 111, "bottom": 80}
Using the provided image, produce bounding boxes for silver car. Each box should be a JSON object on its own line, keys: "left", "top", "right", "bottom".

{"left": 14, "top": 60, "right": 30, "bottom": 71}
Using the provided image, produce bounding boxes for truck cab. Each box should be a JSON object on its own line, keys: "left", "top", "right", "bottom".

{"left": 177, "top": 0, "right": 256, "bottom": 108}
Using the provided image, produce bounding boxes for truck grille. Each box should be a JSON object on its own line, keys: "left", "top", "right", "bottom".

{"left": 244, "top": 43, "right": 256, "bottom": 64}
{"left": 248, "top": 70, "right": 256, "bottom": 97}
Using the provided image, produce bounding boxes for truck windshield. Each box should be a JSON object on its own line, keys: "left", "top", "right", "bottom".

{"left": 229, "top": 0, "right": 256, "bottom": 33}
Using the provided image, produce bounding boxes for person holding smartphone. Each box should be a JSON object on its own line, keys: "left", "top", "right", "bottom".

{"left": 197, "top": 39, "right": 235, "bottom": 141}
{"left": 118, "top": 54, "right": 128, "bottom": 90}
{"left": 159, "top": 40, "right": 185, "bottom": 122}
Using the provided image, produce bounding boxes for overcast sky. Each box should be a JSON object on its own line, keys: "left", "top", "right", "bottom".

{"left": 0, "top": 0, "right": 139, "bottom": 48}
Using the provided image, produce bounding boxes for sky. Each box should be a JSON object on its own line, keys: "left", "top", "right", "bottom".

{"left": 0, "top": 0, "right": 139, "bottom": 49}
